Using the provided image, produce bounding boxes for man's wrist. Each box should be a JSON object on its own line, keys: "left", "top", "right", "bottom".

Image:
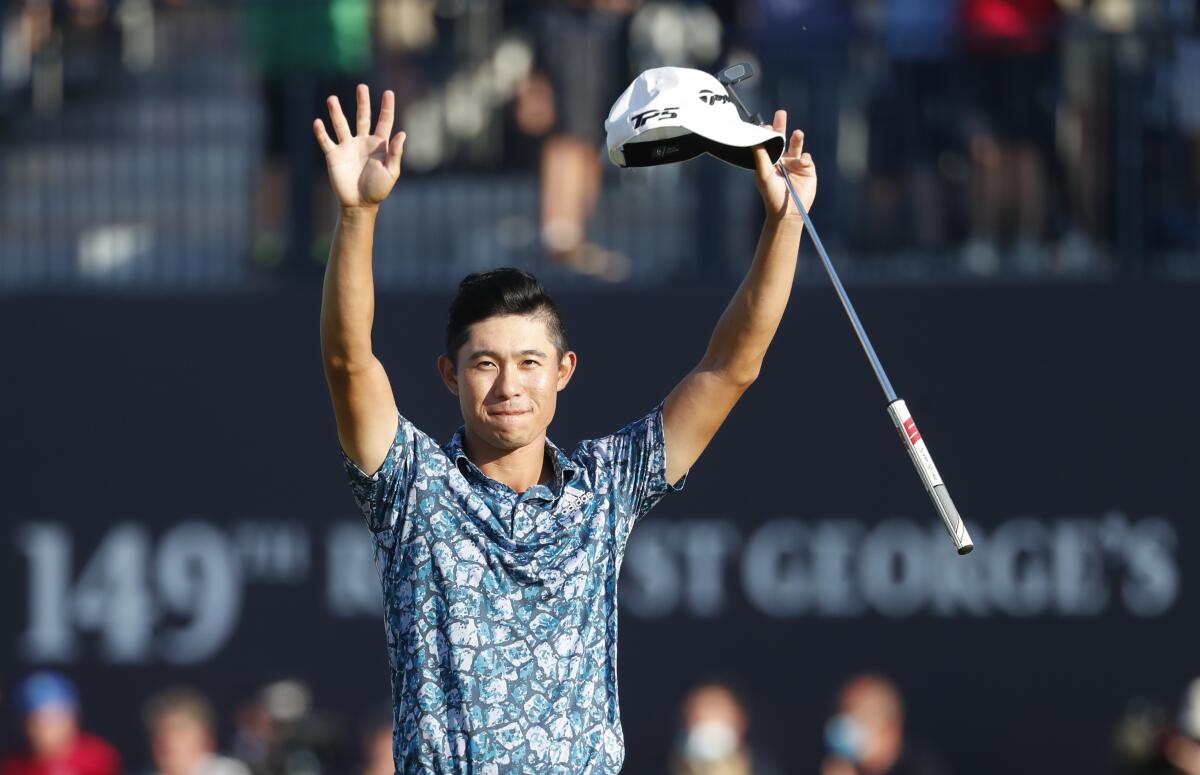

{"left": 763, "top": 211, "right": 806, "bottom": 229}
{"left": 340, "top": 204, "right": 380, "bottom": 222}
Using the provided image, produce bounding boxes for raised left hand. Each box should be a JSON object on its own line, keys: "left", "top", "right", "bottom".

{"left": 753, "top": 109, "right": 817, "bottom": 221}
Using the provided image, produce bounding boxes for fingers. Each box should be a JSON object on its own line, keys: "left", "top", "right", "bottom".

{"left": 356, "top": 83, "right": 371, "bottom": 136}
{"left": 787, "top": 129, "right": 805, "bottom": 159}
{"left": 783, "top": 149, "right": 815, "bottom": 174}
{"left": 752, "top": 143, "right": 771, "bottom": 180}
{"left": 772, "top": 109, "right": 786, "bottom": 134}
{"left": 327, "top": 95, "right": 352, "bottom": 143}
{"left": 780, "top": 128, "right": 814, "bottom": 177}
{"left": 313, "top": 119, "right": 334, "bottom": 154}
{"left": 375, "top": 89, "right": 395, "bottom": 139}
{"left": 387, "top": 131, "right": 407, "bottom": 178}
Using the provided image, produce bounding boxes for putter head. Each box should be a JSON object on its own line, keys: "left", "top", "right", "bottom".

{"left": 717, "top": 62, "right": 755, "bottom": 86}
{"left": 715, "top": 62, "right": 763, "bottom": 125}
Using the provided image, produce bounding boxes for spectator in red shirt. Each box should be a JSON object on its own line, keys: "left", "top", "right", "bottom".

{"left": 960, "top": 0, "right": 1062, "bottom": 275}
{"left": 0, "top": 672, "right": 122, "bottom": 775}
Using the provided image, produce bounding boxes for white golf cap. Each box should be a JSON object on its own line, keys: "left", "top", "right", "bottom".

{"left": 605, "top": 66, "right": 785, "bottom": 170}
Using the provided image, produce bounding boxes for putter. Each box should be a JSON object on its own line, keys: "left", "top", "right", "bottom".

{"left": 717, "top": 63, "right": 974, "bottom": 555}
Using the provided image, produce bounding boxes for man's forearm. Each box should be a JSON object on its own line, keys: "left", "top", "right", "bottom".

{"left": 699, "top": 215, "right": 805, "bottom": 384}
{"left": 320, "top": 205, "right": 380, "bottom": 369}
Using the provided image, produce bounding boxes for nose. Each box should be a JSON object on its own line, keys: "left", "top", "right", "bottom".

{"left": 493, "top": 363, "right": 522, "bottom": 400}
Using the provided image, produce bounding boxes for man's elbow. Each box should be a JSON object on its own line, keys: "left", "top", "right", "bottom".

{"left": 323, "top": 350, "right": 375, "bottom": 379}
{"left": 724, "top": 367, "right": 760, "bottom": 390}
{"left": 701, "top": 359, "right": 760, "bottom": 391}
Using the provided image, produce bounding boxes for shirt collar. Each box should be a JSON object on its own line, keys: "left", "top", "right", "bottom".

{"left": 446, "top": 427, "right": 579, "bottom": 499}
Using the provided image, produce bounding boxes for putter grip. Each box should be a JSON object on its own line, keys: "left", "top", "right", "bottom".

{"left": 886, "top": 400, "right": 974, "bottom": 555}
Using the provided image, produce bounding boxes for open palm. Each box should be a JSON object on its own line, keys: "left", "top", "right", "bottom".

{"left": 313, "top": 84, "right": 406, "bottom": 209}
{"left": 753, "top": 109, "right": 817, "bottom": 220}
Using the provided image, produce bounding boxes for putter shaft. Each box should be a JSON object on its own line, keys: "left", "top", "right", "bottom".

{"left": 777, "top": 163, "right": 897, "bottom": 403}
{"left": 777, "top": 161, "right": 973, "bottom": 554}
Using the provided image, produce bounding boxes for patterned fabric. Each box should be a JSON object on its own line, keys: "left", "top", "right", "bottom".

{"left": 341, "top": 403, "right": 687, "bottom": 775}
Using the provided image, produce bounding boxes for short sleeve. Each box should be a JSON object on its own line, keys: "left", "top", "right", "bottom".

{"left": 588, "top": 400, "right": 688, "bottom": 524}
{"left": 339, "top": 413, "right": 425, "bottom": 534}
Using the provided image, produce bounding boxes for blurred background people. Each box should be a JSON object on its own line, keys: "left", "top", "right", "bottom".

{"left": 1171, "top": 0, "right": 1200, "bottom": 254}
{"left": 242, "top": 0, "right": 371, "bottom": 274}
{"left": 1164, "top": 678, "right": 1200, "bottom": 775}
{"left": 226, "top": 680, "right": 347, "bottom": 775}
{"left": 1111, "top": 698, "right": 1174, "bottom": 775}
{"left": 519, "top": 0, "right": 640, "bottom": 280}
{"left": 822, "top": 674, "right": 948, "bottom": 775}
{"left": 959, "top": 0, "right": 1061, "bottom": 275}
{"left": 743, "top": 0, "right": 856, "bottom": 247}
{"left": 143, "top": 688, "right": 250, "bottom": 775}
{"left": 1108, "top": 677, "right": 1200, "bottom": 775}
{"left": 0, "top": 0, "right": 1194, "bottom": 287}
{"left": 862, "top": 0, "right": 958, "bottom": 255}
{"left": 355, "top": 709, "right": 392, "bottom": 775}
{"left": 0, "top": 672, "right": 121, "bottom": 775}
{"left": 669, "top": 681, "right": 784, "bottom": 775}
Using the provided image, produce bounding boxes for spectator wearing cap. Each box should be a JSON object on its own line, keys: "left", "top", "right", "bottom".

{"left": 143, "top": 688, "right": 250, "bottom": 775}
{"left": 0, "top": 671, "right": 122, "bottom": 775}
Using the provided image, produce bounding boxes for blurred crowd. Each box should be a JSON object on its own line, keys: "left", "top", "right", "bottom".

{"left": 5, "top": 670, "right": 1200, "bottom": 774}
{"left": 0, "top": 0, "right": 1198, "bottom": 283}
{"left": 1114, "top": 680, "right": 1200, "bottom": 775}
{"left": 668, "top": 675, "right": 948, "bottom": 775}
{"left": 0, "top": 673, "right": 391, "bottom": 775}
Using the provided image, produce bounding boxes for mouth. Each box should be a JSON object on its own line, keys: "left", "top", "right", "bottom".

{"left": 488, "top": 408, "right": 530, "bottom": 420}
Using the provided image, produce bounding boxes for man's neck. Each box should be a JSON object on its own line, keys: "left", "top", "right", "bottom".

{"left": 463, "top": 430, "right": 554, "bottom": 493}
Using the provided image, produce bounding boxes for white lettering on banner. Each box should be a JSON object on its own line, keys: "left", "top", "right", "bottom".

{"left": 1052, "top": 520, "right": 1108, "bottom": 615}
{"left": 623, "top": 520, "right": 738, "bottom": 618}
{"left": 1120, "top": 517, "right": 1178, "bottom": 616}
{"left": 18, "top": 523, "right": 78, "bottom": 661}
{"left": 622, "top": 522, "right": 681, "bottom": 617}
{"left": 988, "top": 518, "right": 1052, "bottom": 616}
{"left": 860, "top": 520, "right": 930, "bottom": 617}
{"left": 680, "top": 521, "right": 740, "bottom": 616}
{"left": 9, "top": 511, "right": 1181, "bottom": 665}
{"left": 812, "top": 522, "right": 864, "bottom": 617}
{"left": 155, "top": 523, "right": 242, "bottom": 664}
{"left": 15, "top": 521, "right": 307, "bottom": 665}
{"left": 741, "top": 520, "right": 811, "bottom": 617}
{"left": 233, "top": 522, "right": 310, "bottom": 582}
{"left": 623, "top": 511, "right": 1181, "bottom": 619}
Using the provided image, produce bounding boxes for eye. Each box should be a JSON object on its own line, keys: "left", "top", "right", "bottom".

{"left": 522, "top": 359, "right": 540, "bottom": 367}
{"left": 476, "top": 360, "right": 496, "bottom": 369}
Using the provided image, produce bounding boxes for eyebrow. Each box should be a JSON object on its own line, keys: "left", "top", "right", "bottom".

{"left": 466, "top": 349, "right": 549, "bottom": 361}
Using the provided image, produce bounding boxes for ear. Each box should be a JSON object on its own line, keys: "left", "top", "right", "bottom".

{"left": 556, "top": 350, "right": 577, "bottom": 391}
{"left": 437, "top": 354, "right": 459, "bottom": 396}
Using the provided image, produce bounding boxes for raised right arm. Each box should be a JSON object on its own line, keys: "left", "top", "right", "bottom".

{"left": 315, "top": 84, "right": 407, "bottom": 476}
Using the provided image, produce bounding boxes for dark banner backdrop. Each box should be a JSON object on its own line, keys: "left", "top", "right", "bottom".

{"left": 2, "top": 283, "right": 1196, "bottom": 775}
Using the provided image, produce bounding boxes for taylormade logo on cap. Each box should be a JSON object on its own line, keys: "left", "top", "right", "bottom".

{"left": 605, "top": 67, "right": 785, "bottom": 170}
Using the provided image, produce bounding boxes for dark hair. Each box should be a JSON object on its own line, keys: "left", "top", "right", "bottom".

{"left": 446, "top": 268, "right": 568, "bottom": 362}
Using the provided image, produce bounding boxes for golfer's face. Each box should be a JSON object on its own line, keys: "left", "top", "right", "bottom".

{"left": 455, "top": 314, "right": 571, "bottom": 449}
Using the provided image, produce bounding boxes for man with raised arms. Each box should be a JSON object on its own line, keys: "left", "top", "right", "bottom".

{"left": 314, "top": 83, "right": 816, "bottom": 774}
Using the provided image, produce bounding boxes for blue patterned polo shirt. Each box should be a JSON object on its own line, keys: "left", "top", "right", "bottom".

{"left": 340, "top": 402, "right": 687, "bottom": 775}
